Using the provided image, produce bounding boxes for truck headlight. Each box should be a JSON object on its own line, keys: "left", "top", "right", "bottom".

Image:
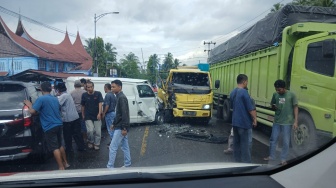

{"left": 202, "top": 104, "right": 210, "bottom": 109}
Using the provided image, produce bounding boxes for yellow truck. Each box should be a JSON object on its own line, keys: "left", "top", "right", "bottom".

{"left": 157, "top": 65, "right": 219, "bottom": 124}
{"left": 209, "top": 5, "right": 336, "bottom": 154}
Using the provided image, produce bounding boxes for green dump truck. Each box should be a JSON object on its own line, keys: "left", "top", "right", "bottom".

{"left": 209, "top": 5, "right": 336, "bottom": 153}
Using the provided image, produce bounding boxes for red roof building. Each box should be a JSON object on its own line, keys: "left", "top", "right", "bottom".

{"left": 0, "top": 16, "right": 92, "bottom": 80}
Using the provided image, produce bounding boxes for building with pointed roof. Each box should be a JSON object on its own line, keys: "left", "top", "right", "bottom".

{"left": 0, "top": 16, "right": 92, "bottom": 81}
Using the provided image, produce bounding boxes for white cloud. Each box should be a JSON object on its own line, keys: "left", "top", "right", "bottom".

{"left": 0, "top": 0, "right": 293, "bottom": 66}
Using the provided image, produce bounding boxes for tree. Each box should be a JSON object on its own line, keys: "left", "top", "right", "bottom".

{"left": 104, "top": 42, "right": 117, "bottom": 77}
{"left": 291, "top": 0, "right": 335, "bottom": 7}
{"left": 173, "top": 58, "right": 181, "bottom": 69}
{"left": 291, "top": 0, "right": 312, "bottom": 6}
{"left": 271, "top": 3, "right": 284, "bottom": 12}
{"left": 84, "top": 38, "right": 94, "bottom": 57}
{"left": 85, "top": 38, "right": 118, "bottom": 77}
{"left": 314, "top": 0, "right": 335, "bottom": 7}
{"left": 162, "top": 52, "right": 174, "bottom": 71}
{"left": 147, "top": 54, "right": 160, "bottom": 84}
{"left": 119, "top": 52, "right": 141, "bottom": 78}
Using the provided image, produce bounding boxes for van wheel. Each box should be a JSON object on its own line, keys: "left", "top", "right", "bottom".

{"left": 155, "top": 111, "right": 164, "bottom": 125}
{"left": 291, "top": 112, "right": 317, "bottom": 156}
{"left": 222, "top": 99, "right": 232, "bottom": 123}
{"left": 164, "top": 109, "right": 174, "bottom": 123}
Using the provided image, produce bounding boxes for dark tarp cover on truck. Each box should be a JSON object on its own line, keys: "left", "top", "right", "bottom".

{"left": 208, "top": 5, "right": 336, "bottom": 64}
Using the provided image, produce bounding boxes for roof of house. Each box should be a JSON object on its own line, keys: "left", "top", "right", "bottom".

{"left": 9, "top": 69, "right": 86, "bottom": 82}
{"left": 0, "top": 72, "right": 9, "bottom": 76}
{"left": 0, "top": 16, "right": 92, "bottom": 71}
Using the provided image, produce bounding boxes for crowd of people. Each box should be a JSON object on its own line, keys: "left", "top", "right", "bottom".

{"left": 23, "top": 74, "right": 297, "bottom": 170}
{"left": 24, "top": 78, "right": 131, "bottom": 170}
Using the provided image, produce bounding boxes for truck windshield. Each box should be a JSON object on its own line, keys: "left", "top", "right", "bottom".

{"left": 172, "top": 72, "right": 209, "bottom": 86}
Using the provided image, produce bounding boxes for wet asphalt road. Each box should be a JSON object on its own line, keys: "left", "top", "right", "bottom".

{"left": 0, "top": 113, "right": 271, "bottom": 173}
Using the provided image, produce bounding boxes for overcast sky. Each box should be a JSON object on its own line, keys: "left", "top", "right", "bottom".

{"left": 0, "top": 0, "right": 293, "bottom": 66}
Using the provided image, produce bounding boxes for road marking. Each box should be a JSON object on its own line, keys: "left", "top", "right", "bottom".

{"left": 140, "top": 126, "right": 150, "bottom": 156}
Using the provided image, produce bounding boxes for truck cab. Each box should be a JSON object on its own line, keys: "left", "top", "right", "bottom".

{"left": 157, "top": 65, "right": 217, "bottom": 124}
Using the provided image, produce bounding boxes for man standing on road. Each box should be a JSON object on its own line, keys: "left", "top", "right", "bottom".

{"left": 230, "top": 74, "right": 257, "bottom": 163}
{"left": 71, "top": 80, "right": 87, "bottom": 144}
{"left": 24, "top": 82, "right": 69, "bottom": 170}
{"left": 102, "top": 83, "right": 117, "bottom": 147}
{"left": 264, "top": 80, "right": 298, "bottom": 165}
{"left": 107, "top": 79, "right": 131, "bottom": 168}
{"left": 57, "top": 82, "right": 85, "bottom": 152}
{"left": 225, "top": 87, "right": 255, "bottom": 154}
{"left": 81, "top": 81, "right": 104, "bottom": 150}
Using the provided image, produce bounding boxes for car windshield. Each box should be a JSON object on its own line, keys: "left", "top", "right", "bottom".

{"left": 0, "top": 0, "right": 335, "bottom": 187}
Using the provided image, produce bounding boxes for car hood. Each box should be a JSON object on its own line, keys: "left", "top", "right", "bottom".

{"left": 0, "top": 162, "right": 262, "bottom": 183}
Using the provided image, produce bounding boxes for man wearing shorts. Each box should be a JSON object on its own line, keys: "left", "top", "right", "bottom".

{"left": 24, "top": 82, "right": 69, "bottom": 170}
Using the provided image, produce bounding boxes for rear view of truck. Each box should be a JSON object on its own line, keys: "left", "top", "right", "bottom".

{"left": 209, "top": 5, "right": 336, "bottom": 154}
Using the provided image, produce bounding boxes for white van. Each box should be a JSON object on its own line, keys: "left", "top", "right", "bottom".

{"left": 65, "top": 76, "right": 162, "bottom": 124}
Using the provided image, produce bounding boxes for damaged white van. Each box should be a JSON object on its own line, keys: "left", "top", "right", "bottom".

{"left": 65, "top": 77, "right": 162, "bottom": 125}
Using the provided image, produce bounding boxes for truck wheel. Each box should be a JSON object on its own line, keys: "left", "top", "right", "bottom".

{"left": 222, "top": 99, "right": 232, "bottom": 123}
{"left": 164, "top": 109, "right": 174, "bottom": 123}
{"left": 155, "top": 111, "right": 164, "bottom": 125}
{"left": 216, "top": 106, "right": 223, "bottom": 119}
{"left": 291, "top": 112, "right": 317, "bottom": 156}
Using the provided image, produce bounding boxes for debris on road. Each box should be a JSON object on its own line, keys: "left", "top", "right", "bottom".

{"left": 155, "top": 123, "right": 227, "bottom": 144}
{"left": 175, "top": 131, "right": 227, "bottom": 144}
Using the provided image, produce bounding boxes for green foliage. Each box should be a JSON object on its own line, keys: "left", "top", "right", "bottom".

{"left": 146, "top": 54, "right": 160, "bottom": 84}
{"left": 271, "top": 3, "right": 284, "bottom": 12}
{"left": 119, "top": 52, "right": 141, "bottom": 78}
{"left": 291, "top": 0, "right": 335, "bottom": 7}
{"left": 85, "top": 37, "right": 118, "bottom": 77}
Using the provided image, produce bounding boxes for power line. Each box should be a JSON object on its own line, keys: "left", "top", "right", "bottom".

{"left": 0, "top": 6, "right": 86, "bottom": 39}
{"left": 203, "top": 41, "right": 216, "bottom": 57}
{"left": 212, "top": 0, "right": 287, "bottom": 44}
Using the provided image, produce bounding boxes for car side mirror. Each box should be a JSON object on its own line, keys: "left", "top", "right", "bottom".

{"left": 215, "top": 80, "right": 220, "bottom": 89}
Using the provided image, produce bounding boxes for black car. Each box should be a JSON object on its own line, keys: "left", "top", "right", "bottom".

{"left": 0, "top": 81, "right": 49, "bottom": 162}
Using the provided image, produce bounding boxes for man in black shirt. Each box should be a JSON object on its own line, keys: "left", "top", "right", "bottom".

{"left": 81, "top": 81, "right": 104, "bottom": 150}
{"left": 107, "top": 79, "right": 131, "bottom": 168}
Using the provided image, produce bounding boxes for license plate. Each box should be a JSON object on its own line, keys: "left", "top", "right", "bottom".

{"left": 183, "top": 111, "right": 196, "bottom": 116}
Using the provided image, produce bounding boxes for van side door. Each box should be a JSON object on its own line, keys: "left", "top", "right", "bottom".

{"left": 135, "top": 84, "right": 157, "bottom": 122}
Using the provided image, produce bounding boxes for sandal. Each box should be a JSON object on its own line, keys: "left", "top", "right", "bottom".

{"left": 263, "top": 156, "right": 274, "bottom": 161}
{"left": 63, "top": 162, "right": 70, "bottom": 168}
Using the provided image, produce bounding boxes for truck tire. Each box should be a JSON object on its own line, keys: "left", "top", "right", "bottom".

{"left": 155, "top": 111, "right": 164, "bottom": 125}
{"left": 216, "top": 106, "right": 223, "bottom": 119}
{"left": 222, "top": 99, "right": 232, "bottom": 123}
{"left": 291, "top": 112, "right": 317, "bottom": 156}
{"left": 164, "top": 109, "right": 174, "bottom": 123}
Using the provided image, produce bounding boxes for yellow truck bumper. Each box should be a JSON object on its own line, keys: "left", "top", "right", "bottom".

{"left": 173, "top": 108, "right": 211, "bottom": 118}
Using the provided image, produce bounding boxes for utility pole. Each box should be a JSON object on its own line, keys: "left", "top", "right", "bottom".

{"left": 94, "top": 11, "right": 119, "bottom": 77}
{"left": 204, "top": 41, "right": 216, "bottom": 57}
